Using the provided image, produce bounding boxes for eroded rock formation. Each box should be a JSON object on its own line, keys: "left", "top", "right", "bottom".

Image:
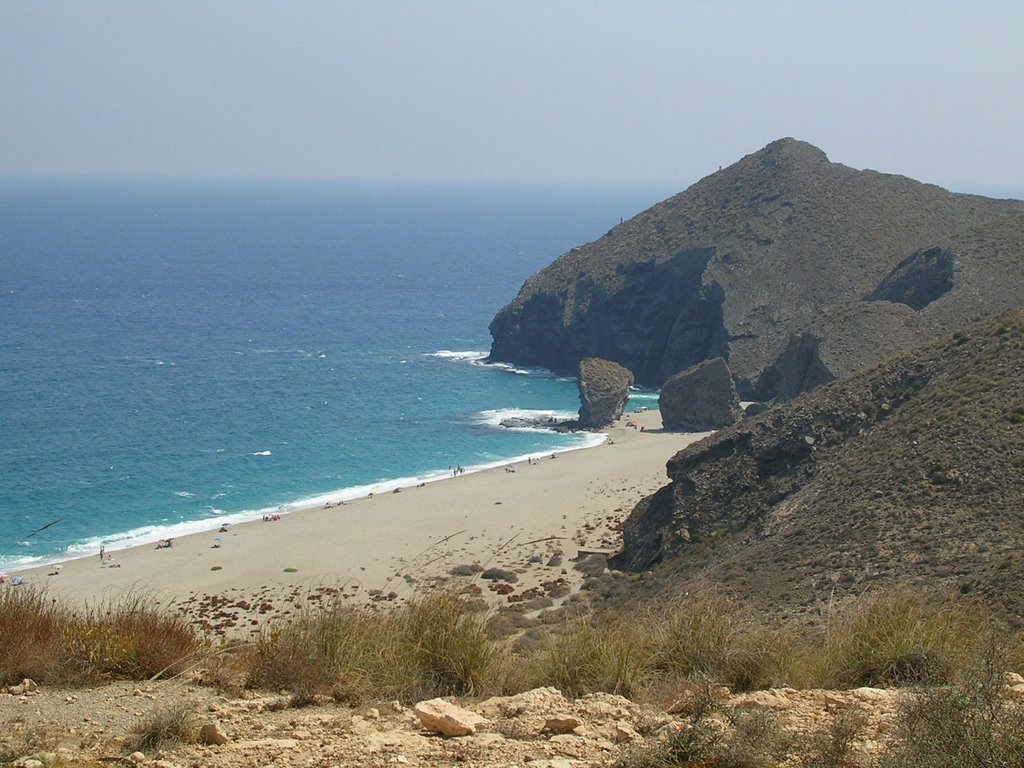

{"left": 577, "top": 357, "right": 634, "bottom": 428}
{"left": 659, "top": 357, "right": 742, "bottom": 430}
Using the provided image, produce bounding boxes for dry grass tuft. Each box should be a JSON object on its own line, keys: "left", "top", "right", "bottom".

{"left": 127, "top": 701, "right": 199, "bottom": 753}
{"left": 0, "top": 586, "right": 204, "bottom": 686}
{"left": 246, "top": 591, "right": 497, "bottom": 703}
{"left": 817, "top": 589, "right": 987, "bottom": 688}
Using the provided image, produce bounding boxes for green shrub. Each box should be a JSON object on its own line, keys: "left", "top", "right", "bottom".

{"left": 399, "top": 591, "right": 496, "bottom": 697}
{"left": 878, "top": 644, "right": 1024, "bottom": 767}
{"left": 519, "top": 616, "right": 654, "bottom": 697}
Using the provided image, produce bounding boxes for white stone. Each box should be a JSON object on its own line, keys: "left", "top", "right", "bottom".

{"left": 129, "top": 752, "right": 146, "bottom": 764}
{"left": 414, "top": 698, "right": 488, "bottom": 737}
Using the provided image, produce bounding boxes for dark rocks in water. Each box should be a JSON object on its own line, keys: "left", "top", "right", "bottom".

{"left": 577, "top": 357, "right": 634, "bottom": 429}
{"left": 488, "top": 138, "right": 1024, "bottom": 402}
{"left": 499, "top": 415, "right": 571, "bottom": 431}
{"left": 659, "top": 357, "right": 742, "bottom": 431}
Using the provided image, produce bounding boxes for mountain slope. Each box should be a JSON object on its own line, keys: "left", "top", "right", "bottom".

{"left": 489, "top": 139, "right": 1024, "bottom": 399}
{"left": 610, "top": 309, "right": 1024, "bottom": 625}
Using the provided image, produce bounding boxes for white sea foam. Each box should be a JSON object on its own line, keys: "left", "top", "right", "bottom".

{"left": 174, "top": 491, "right": 195, "bottom": 498}
{"left": 252, "top": 450, "right": 272, "bottom": 456}
{"left": 473, "top": 407, "right": 577, "bottom": 431}
{"left": 428, "top": 349, "right": 489, "bottom": 362}
{"left": 428, "top": 350, "right": 559, "bottom": 377}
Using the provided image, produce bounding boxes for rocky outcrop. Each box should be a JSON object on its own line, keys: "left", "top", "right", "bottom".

{"left": 612, "top": 309, "right": 1024, "bottom": 624}
{"left": 659, "top": 357, "right": 742, "bottom": 430}
{"left": 865, "top": 246, "right": 955, "bottom": 310}
{"left": 577, "top": 357, "right": 634, "bottom": 428}
{"left": 489, "top": 138, "right": 1024, "bottom": 402}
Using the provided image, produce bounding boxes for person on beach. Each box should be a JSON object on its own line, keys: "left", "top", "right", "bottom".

{"left": 99, "top": 545, "right": 105, "bottom": 562}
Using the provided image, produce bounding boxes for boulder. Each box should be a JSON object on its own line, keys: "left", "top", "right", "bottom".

{"left": 577, "top": 358, "right": 634, "bottom": 428}
{"left": 200, "top": 722, "right": 230, "bottom": 745}
{"left": 414, "top": 698, "right": 488, "bottom": 737}
{"left": 543, "top": 715, "right": 582, "bottom": 734}
{"left": 659, "top": 357, "right": 742, "bottom": 430}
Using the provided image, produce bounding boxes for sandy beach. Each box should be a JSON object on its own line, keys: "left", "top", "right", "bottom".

{"left": 15, "top": 410, "right": 709, "bottom": 634}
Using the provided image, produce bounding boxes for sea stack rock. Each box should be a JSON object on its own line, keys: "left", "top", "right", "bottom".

{"left": 659, "top": 357, "right": 742, "bottom": 430}
{"left": 577, "top": 357, "right": 634, "bottom": 428}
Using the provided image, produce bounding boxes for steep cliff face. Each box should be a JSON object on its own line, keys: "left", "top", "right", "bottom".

{"left": 490, "top": 246, "right": 727, "bottom": 385}
{"left": 489, "top": 139, "right": 1024, "bottom": 400}
{"left": 610, "top": 309, "right": 1024, "bottom": 623}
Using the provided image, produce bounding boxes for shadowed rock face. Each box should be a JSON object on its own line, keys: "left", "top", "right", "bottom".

{"left": 866, "top": 246, "right": 954, "bottom": 310}
{"left": 659, "top": 357, "right": 742, "bottom": 431}
{"left": 489, "top": 138, "right": 1024, "bottom": 401}
{"left": 577, "top": 357, "right": 634, "bottom": 428}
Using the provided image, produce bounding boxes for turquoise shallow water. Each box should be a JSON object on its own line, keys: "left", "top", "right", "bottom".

{"left": 0, "top": 180, "right": 668, "bottom": 570}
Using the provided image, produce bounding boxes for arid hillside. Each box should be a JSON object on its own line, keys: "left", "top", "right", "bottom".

{"left": 612, "top": 309, "right": 1024, "bottom": 625}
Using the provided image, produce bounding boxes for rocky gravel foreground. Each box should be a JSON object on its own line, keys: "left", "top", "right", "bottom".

{"left": 12, "top": 676, "right": 1014, "bottom": 767}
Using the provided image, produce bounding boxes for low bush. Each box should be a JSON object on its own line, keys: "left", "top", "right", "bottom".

{"left": 816, "top": 589, "right": 985, "bottom": 688}
{"left": 246, "top": 591, "right": 497, "bottom": 703}
{"left": 0, "top": 586, "right": 203, "bottom": 686}
{"left": 128, "top": 702, "right": 199, "bottom": 753}
{"left": 798, "top": 707, "right": 868, "bottom": 768}
{"left": 878, "top": 643, "right": 1024, "bottom": 767}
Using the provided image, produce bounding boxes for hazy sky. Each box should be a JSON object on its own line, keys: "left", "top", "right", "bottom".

{"left": 2, "top": 1, "right": 1022, "bottom": 192}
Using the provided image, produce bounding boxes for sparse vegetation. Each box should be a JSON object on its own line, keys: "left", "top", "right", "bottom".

{"left": 127, "top": 701, "right": 199, "bottom": 753}
{"left": 0, "top": 586, "right": 203, "bottom": 687}
{"left": 245, "top": 591, "right": 496, "bottom": 703}
{"left": 3, "top": 583, "right": 1024, "bottom": 766}
{"left": 877, "top": 643, "right": 1024, "bottom": 767}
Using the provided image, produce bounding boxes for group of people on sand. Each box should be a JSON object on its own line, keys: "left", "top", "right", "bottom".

{"left": 262, "top": 513, "right": 282, "bottom": 522}
{"left": 451, "top": 465, "right": 466, "bottom": 477}
{"left": 97, "top": 545, "right": 121, "bottom": 567}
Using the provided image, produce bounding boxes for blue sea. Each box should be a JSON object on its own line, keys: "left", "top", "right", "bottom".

{"left": 0, "top": 180, "right": 668, "bottom": 571}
